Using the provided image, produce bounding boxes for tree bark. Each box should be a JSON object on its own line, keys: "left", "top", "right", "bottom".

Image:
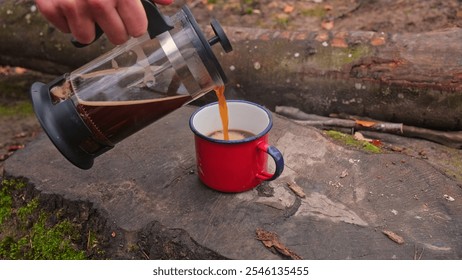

{"left": 1, "top": 0, "right": 461, "bottom": 131}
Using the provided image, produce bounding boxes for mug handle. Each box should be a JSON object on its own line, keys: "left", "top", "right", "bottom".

{"left": 256, "top": 142, "right": 284, "bottom": 181}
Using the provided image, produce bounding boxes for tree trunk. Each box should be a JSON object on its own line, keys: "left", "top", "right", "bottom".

{"left": 1, "top": 0, "right": 461, "bottom": 130}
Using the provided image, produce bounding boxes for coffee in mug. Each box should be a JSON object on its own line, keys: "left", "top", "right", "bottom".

{"left": 208, "top": 129, "right": 255, "bottom": 141}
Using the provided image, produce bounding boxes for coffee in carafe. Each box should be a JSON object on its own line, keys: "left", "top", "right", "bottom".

{"left": 30, "top": 1, "right": 232, "bottom": 169}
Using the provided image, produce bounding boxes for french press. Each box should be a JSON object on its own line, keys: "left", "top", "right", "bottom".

{"left": 30, "top": 1, "right": 232, "bottom": 170}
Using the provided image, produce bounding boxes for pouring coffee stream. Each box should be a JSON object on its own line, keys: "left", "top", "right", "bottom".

{"left": 30, "top": 2, "right": 233, "bottom": 169}
{"left": 215, "top": 85, "right": 230, "bottom": 141}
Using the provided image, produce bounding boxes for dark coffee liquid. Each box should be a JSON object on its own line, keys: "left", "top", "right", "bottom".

{"left": 76, "top": 94, "right": 192, "bottom": 154}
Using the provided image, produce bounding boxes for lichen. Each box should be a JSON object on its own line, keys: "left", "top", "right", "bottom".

{"left": 314, "top": 44, "right": 373, "bottom": 70}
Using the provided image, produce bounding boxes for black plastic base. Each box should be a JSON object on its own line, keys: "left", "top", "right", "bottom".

{"left": 30, "top": 80, "right": 97, "bottom": 169}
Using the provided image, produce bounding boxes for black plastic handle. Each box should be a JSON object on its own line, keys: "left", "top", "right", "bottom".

{"left": 143, "top": 0, "right": 174, "bottom": 39}
{"left": 72, "top": 0, "right": 173, "bottom": 48}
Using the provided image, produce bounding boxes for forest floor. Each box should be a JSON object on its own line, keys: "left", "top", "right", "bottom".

{"left": 0, "top": 0, "right": 461, "bottom": 259}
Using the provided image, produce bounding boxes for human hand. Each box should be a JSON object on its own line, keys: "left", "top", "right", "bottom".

{"left": 35, "top": 0, "right": 174, "bottom": 45}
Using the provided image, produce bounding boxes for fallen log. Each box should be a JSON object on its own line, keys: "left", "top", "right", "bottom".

{"left": 276, "top": 106, "right": 462, "bottom": 149}
{"left": 1, "top": 0, "right": 461, "bottom": 130}
{"left": 211, "top": 26, "right": 462, "bottom": 131}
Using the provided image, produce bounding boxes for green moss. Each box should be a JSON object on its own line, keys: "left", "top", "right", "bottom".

{"left": 0, "top": 179, "right": 86, "bottom": 260}
{"left": 279, "top": 41, "right": 372, "bottom": 75}
{"left": 1, "top": 178, "right": 27, "bottom": 190}
{"left": 0, "top": 185, "right": 13, "bottom": 226}
{"left": 314, "top": 45, "right": 372, "bottom": 70}
{"left": 301, "top": 7, "right": 327, "bottom": 18}
{"left": 0, "top": 179, "right": 26, "bottom": 225}
{"left": 17, "top": 198, "right": 39, "bottom": 224}
{"left": 1, "top": 213, "right": 85, "bottom": 260}
{"left": 0, "top": 102, "right": 34, "bottom": 116}
{"left": 325, "top": 130, "right": 382, "bottom": 153}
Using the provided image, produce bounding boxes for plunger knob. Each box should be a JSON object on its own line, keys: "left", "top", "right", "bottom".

{"left": 208, "top": 19, "right": 233, "bottom": 53}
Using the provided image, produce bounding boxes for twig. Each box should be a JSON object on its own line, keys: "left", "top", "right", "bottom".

{"left": 401, "top": 125, "right": 462, "bottom": 149}
{"left": 87, "top": 229, "right": 91, "bottom": 250}
{"left": 137, "top": 241, "right": 150, "bottom": 260}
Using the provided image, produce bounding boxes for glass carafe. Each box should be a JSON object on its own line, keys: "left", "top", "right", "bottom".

{"left": 30, "top": 1, "right": 232, "bottom": 169}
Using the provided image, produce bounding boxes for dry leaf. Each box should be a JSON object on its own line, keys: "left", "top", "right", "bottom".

{"left": 340, "top": 169, "right": 349, "bottom": 178}
{"left": 14, "top": 67, "right": 27, "bottom": 74}
{"left": 353, "top": 132, "right": 382, "bottom": 147}
{"left": 315, "top": 32, "right": 329, "bottom": 42}
{"left": 7, "top": 145, "right": 24, "bottom": 152}
{"left": 355, "top": 119, "right": 377, "bottom": 127}
{"left": 283, "top": 4, "right": 294, "bottom": 14}
{"left": 324, "top": 4, "right": 333, "bottom": 11}
{"left": 256, "top": 228, "right": 302, "bottom": 260}
{"left": 287, "top": 181, "right": 306, "bottom": 198}
{"left": 382, "top": 229, "right": 404, "bottom": 244}
{"left": 321, "top": 19, "right": 334, "bottom": 30}
{"left": 353, "top": 132, "right": 374, "bottom": 142}
{"left": 371, "top": 37, "right": 386, "bottom": 46}
{"left": 331, "top": 37, "right": 348, "bottom": 48}
{"left": 371, "top": 139, "right": 383, "bottom": 147}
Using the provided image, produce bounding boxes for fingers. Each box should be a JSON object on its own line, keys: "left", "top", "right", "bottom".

{"left": 60, "top": 0, "right": 96, "bottom": 44}
{"left": 35, "top": 0, "right": 71, "bottom": 33}
{"left": 88, "top": 0, "right": 130, "bottom": 45}
{"left": 35, "top": 0, "right": 174, "bottom": 45}
{"left": 35, "top": 0, "right": 98, "bottom": 44}
{"left": 113, "top": 0, "right": 148, "bottom": 41}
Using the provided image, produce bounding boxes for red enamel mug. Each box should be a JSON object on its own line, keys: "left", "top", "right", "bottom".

{"left": 189, "top": 100, "right": 284, "bottom": 193}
